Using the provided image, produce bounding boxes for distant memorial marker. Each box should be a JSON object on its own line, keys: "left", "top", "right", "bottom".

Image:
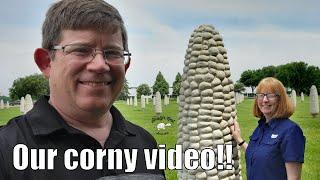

{"left": 20, "top": 97, "right": 25, "bottom": 113}
{"left": 0, "top": 100, "right": 4, "bottom": 109}
{"left": 134, "top": 95, "right": 138, "bottom": 107}
{"left": 24, "top": 94, "right": 33, "bottom": 114}
{"left": 141, "top": 95, "right": 145, "bottom": 109}
{"left": 291, "top": 90, "right": 297, "bottom": 108}
{"left": 164, "top": 95, "right": 170, "bottom": 106}
{"left": 155, "top": 91, "right": 162, "bottom": 116}
{"left": 310, "top": 85, "right": 319, "bottom": 117}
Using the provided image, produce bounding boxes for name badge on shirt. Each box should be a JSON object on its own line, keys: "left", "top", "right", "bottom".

{"left": 271, "top": 134, "right": 278, "bottom": 139}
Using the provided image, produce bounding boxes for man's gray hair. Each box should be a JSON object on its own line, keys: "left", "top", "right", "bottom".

{"left": 42, "top": 0, "right": 128, "bottom": 51}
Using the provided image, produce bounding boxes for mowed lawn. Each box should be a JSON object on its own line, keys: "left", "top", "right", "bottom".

{"left": 1, "top": 97, "right": 319, "bottom": 179}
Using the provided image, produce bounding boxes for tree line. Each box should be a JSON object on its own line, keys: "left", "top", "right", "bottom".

{"left": 119, "top": 71, "right": 182, "bottom": 100}
{"left": 239, "top": 61, "right": 320, "bottom": 94}
{"left": 8, "top": 72, "right": 183, "bottom": 101}
{"left": 8, "top": 61, "right": 318, "bottom": 101}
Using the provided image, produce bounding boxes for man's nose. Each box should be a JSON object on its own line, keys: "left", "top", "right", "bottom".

{"left": 87, "top": 52, "right": 110, "bottom": 73}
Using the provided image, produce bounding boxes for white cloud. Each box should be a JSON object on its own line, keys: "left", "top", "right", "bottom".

{"left": 0, "top": 26, "right": 42, "bottom": 96}
{"left": 0, "top": 0, "right": 319, "bottom": 96}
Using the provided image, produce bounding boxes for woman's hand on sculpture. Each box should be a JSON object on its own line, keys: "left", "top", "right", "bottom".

{"left": 230, "top": 118, "right": 243, "bottom": 144}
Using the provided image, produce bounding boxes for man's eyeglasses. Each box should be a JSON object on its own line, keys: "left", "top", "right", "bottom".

{"left": 255, "top": 93, "right": 279, "bottom": 100}
{"left": 51, "top": 44, "right": 131, "bottom": 65}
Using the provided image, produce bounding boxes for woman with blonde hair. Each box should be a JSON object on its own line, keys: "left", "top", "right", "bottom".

{"left": 231, "top": 77, "right": 305, "bottom": 180}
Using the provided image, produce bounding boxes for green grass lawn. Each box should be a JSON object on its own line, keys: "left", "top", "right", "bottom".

{"left": 1, "top": 97, "right": 319, "bottom": 179}
{"left": 0, "top": 106, "right": 21, "bottom": 125}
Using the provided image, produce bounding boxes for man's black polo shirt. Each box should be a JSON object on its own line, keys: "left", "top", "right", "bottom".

{"left": 0, "top": 96, "right": 164, "bottom": 180}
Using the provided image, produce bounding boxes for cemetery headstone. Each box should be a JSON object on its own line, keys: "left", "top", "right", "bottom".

{"left": 134, "top": 95, "right": 138, "bottom": 107}
{"left": 310, "top": 85, "right": 319, "bottom": 117}
{"left": 141, "top": 95, "right": 145, "bottom": 109}
{"left": 0, "top": 100, "right": 4, "bottom": 109}
{"left": 155, "top": 91, "right": 162, "bottom": 116}
{"left": 291, "top": 90, "right": 297, "bottom": 108}
{"left": 24, "top": 94, "right": 33, "bottom": 114}
{"left": 20, "top": 97, "right": 25, "bottom": 113}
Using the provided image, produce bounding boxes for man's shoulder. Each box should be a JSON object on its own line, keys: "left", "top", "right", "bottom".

{"left": 0, "top": 115, "right": 28, "bottom": 147}
{"left": 0, "top": 115, "right": 25, "bottom": 135}
{"left": 110, "top": 105, "right": 157, "bottom": 146}
{"left": 123, "top": 119, "right": 155, "bottom": 138}
{"left": 123, "top": 120, "right": 157, "bottom": 145}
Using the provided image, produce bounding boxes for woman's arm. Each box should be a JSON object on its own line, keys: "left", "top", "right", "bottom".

{"left": 281, "top": 125, "right": 305, "bottom": 180}
{"left": 230, "top": 118, "right": 248, "bottom": 151}
{"left": 285, "top": 162, "right": 302, "bottom": 180}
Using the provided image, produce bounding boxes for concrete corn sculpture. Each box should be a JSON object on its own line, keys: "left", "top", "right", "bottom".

{"left": 310, "top": 85, "right": 319, "bottom": 117}
{"left": 177, "top": 25, "right": 241, "bottom": 180}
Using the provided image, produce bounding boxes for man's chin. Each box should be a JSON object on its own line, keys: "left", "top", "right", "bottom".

{"left": 77, "top": 98, "right": 110, "bottom": 113}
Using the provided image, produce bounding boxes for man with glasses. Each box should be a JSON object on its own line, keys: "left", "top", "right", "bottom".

{"left": 0, "top": 0, "right": 165, "bottom": 179}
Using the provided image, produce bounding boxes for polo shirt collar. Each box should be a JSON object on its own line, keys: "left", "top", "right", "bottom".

{"left": 26, "top": 96, "right": 68, "bottom": 135}
{"left": 109, "top": 103, "right": 136, "bottom": 136}
{"left": 258, "top": 117, "right": 279, "bottom": 130}
{"left": 26, "top": 96, "right": 135, "bottom": 136}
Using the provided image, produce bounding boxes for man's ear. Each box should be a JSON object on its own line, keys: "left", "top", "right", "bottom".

{"left": 34, "top": 48, "right": 51, "bottom": 79}
{"left": 125, "top": 57, "right": 131, "bottom": 73}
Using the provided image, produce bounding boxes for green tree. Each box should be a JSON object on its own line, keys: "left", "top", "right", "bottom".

{"left": 286, "top": 62, "right": 309, "bottom": 94}
{"left": 239, "top": 70, "right": 261, "bottom": 93}
{"left": 275, "top": 64, "right": 290, "bottom": 87}
{"left": 234, "top": 81, "right": 245, "bottom": 93}
{"left": 276, "top": 62, "right": 310, "bottom": 94}
{"left": 172, "top": 72, "right": 182, "bottom": 96}
{"left": 152, "top": 71, "right": 169, "bottom": 97}
{"left": 260, "top": 65, "right": 277, "bottom": 78}
{"left": 239, "top": 61, "right": 320, "bottom": 94}
{"left": 117, "top": 78, "right": 130, "bottom": 100}
{"left": 9, "top": 74, "right": 49, "bottom": 100}
{"left": 136, "top": 84, "right": 151, "bottom": 98}
{"left": 0, "top": 96, "right": 11, "bottom": 103}
{"left": 306, "top": 65, "right": 320, "bottom": 93}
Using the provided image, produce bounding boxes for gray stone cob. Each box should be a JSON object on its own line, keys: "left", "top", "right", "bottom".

{"left": 177, "top": 25, "right": 241, "bottom": 180}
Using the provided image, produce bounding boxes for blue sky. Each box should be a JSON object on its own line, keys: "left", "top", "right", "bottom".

{"left": 0, "top": 0, "right": 319, "bottom": 96}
